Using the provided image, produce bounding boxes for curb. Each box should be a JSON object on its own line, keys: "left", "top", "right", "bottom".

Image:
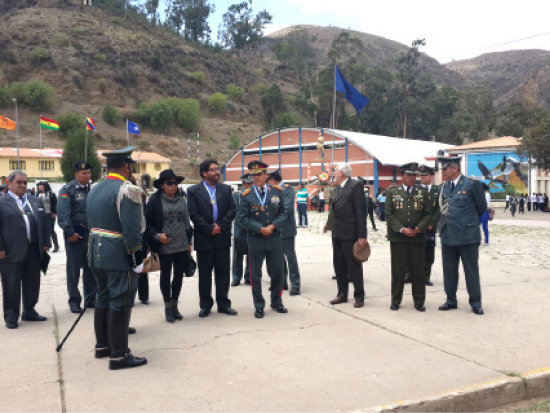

{"left": 369, "top": 367, "right": 550, "bottom": 412}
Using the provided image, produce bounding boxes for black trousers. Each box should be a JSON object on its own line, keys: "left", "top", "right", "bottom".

{"left": 442, "top": 243, "right": 481, "bottom": 308}
{"left": 159, "top": 251, "right": 188, "bottom": 302}
{"left": 425, "top": 245, "right": 435, "bottom": 282}
{"left": 197, "top": 246, "right": 231, "bottom": 310}
{"left": 367, "top": 209, "right": 377, "bottom": 229}
{"left": 138, "top": 273, "right": 149, "bottom": 301}
{"left": 333, "top": 237, "right": 364, "bottom": 300}
{"left": 232, "top": 237, "right": 249, "bottom": 283}
{"left": 1, "top": 243, "right": 42, "bottom": 323}
{"left": 390, "top": 242, "right": 425, "bottom": 306}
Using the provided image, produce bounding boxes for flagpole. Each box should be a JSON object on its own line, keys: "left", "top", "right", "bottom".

{"left": 39, "top": 116, "right": 43, "bottom": 178}
{"left": 126, "top": 119, "right": 129, "bottom": 147}
{"left": 84, "top": 118, "right": 88, "bottom": 162}
{"left": 331, "top": 65, "right": 337, "bottom": 169}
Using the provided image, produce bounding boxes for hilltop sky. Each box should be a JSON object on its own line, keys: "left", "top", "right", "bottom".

{"left": 160, "top": 0, "right": 550, "bottom": 63}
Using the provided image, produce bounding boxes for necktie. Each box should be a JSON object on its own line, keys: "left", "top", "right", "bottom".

{"left": 407, "top": 186, "right": 412, "bottom": 194}
{"left": 451, "top": 182, "right": 455, "bottom": 191}
{"left": 259, "top": 187, "right": 265, "bottom": 197}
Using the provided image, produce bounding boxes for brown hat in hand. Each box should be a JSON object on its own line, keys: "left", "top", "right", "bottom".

{"left": 353, "top": 240, "right": 371, "bottom": 263}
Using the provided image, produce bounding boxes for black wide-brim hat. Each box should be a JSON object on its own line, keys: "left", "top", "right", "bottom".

{"left": 153, "top": 169, "right": 184, "bottom": 189}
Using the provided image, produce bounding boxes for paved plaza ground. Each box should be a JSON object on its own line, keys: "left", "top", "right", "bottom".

{"left": 1, "top": 209, "right": 550, "bottom": 412}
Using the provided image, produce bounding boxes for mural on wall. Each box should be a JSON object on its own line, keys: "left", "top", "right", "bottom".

{"left": 466, "top": 152, "right": 529, "bottom": 199}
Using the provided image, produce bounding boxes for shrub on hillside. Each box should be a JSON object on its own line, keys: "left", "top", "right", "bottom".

{"left": 0, "top": 48, "right": 17, "bottom": 63}
{"left": 226, "top": 84, "right": 245, "bottom": 101}
{"left": 58, "top": 113, "right": 85, "bottom": 139}
{"left": 0, "top": 87, "right": 9, "bottom": 107}
{"left": 102, "top": 104, "right": 120, "bottom": 125}
{"left": 208, "top": 93, "right": 227, "bottom": 115}
{"left": 255, "top": 83, "right": 266, "bottom": 94}
{"left": 23, "top": 80, "right": 55, "bottom": 111}
{"left": 72, "top": 26, "right": 86, "bottom": 37}
{"left": 188, "top": 71, "right": 206, "bottom": 84}
{"left": 53, "top": 33, "right": 69, "bottom": 47}
{"left": 229, "top": 132, "right": 240, "bottom": 149}
{"left": 98, "top": 78, "right": 107, "bottom": 94}
{"left": 28, "top": 48, "right": 51, "bottom": 65}
{"left": 94, "top": 53, "right": 107, "bottom": 62}
{"left": 273, "top": 111, "right": 302, "bottom": 129}
{"left": 175, "top": 98, "right": 201, "bottom": 133}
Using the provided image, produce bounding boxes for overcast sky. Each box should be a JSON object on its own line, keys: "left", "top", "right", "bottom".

{"left": 162, "top": 0, "right": 550, "bottom": 63}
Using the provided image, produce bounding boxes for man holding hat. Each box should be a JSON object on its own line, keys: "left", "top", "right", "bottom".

{"left": 268, "top": 170, "right": 301, "bottom": 295}
{"left": 236, "top": 160, "right": 288, "bottom": 318}
{"left": 437, "top": 156, "right": 486, "bottom": 315}
{"left": 419, "top": 164, "right": 440, "bottom": 286}
{"left": 87, "top": 146, "right": 147, "bottom": 370}
{"left": 57, "top": 160, "right": 96, "bottom": 314}
{"left": 385, "top": 162, "right": 431, "bottom": 311}
{"left": 231, "top": 174, "right": 252, "bottom": 287}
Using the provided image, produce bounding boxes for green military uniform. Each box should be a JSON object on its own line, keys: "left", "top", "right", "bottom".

{"left": 385, "top": 163, "right": 431, "bottom": 309}
{"left": 232, "top": 175, "right": 251, "bottom": 286}
{"left": 423, "top": 183, "right": 440, "bottom": 284}
{"left": 87, "top": 147, "right": 147, "bottom": 370}
{"left": 236, "top": 162, "right": 288, "bottom": 317}
{"left": 57, "top": 163, "right": 96, "bottom": 312}
{"left": 280, "top": 182, "right": 300, "bottom": 293}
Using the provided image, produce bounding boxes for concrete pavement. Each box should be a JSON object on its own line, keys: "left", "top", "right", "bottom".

{"left": 1, "top": 213, "right": 550, "bottom": 412}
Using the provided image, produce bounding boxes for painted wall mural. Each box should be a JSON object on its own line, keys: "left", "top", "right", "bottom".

{"left": 466, "top": 152, "right": 529, "bottom": 199}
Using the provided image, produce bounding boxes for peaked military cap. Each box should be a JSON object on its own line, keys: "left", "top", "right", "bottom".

{"left": 437, "top": 156, "right": 461, "bottom": 168}
{"left": 247, "top": 160, "right": 268, "bottom": 175}
{"left": 419, "top": 164, "right": 436, "bottom": 176}
{"left": 102, "top": 146, "right": 136, "bottom": 163}
{"left": 268, "top": 169, "right": 282, "bottom": 182}
{"left": 400, "top": 162, "right": 419, "bottom": 175}
{"left": 74, "top": 160, "right": 91, "bottom": 171}
{"left": 240, "top": 173, "right": 253, "bottom": 184}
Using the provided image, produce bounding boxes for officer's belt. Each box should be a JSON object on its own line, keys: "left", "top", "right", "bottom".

{"left": 91, "top": 228, "right": 123, "bottom": 239}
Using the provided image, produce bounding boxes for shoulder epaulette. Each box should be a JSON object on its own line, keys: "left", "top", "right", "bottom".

{"left": 241, "top": 188, "right": 251, "bottom": 196}
{"left": 272, "top": 185, "right": 282, "bottom": 191}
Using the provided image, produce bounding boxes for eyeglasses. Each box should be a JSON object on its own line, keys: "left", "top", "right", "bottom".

{"left": 164, "top": 181, "right": 178, "bottom": 186}
{"left": 14, "top": 181, "right": 27, "bottom": 185}
{"left": 208, "top": 167, "right": 219, "bottom": 172}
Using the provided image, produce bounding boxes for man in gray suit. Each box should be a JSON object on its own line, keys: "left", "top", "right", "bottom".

{"left": 438, "top": 157, "right": 487, "bottom": 315}
{"left": 329, "top": 163, "right": 368, "bottom": 308}
{"left": 0, "top": 170, "right": 50, "bottom": 329}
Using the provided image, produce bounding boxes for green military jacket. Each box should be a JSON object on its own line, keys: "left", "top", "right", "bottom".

{"left": 385, "top": 184, "right": 431, "bottom": 244}
{"left": 236, "top": 184, "right": 287, "bottom": 251}
{"left": 86, "top": 174, "right": 144, "bottom": 271}
{"left": 57, "top": 179, "right": 89, "bottom": 238}
{"left": 280, "top": 184, "right": 297, "bottom": 238}
{"left": 424, "top": 184, "right": 441, "bottom": 228}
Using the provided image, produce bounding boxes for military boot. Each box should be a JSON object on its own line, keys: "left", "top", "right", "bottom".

{"left": 108, "top": 309, "right": 147, "bottom": 370}
{"left": 172, "top": 299, "right": 183, "bottom": 320}
{"left": 165, "top": 301, "right": 175, "bottom": 323}
{"left": 94, "top": 308, "right": 110, "bottom": 358}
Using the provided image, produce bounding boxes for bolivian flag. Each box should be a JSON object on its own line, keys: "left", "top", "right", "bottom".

{"left": 40, "top": 116, "right": 60, "bottom": 131}
{"left": 0, "top": 114, "right": 16, "bottom": 130}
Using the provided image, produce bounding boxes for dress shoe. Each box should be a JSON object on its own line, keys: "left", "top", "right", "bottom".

{"left": 254, "top": 308, "right": 264, "bottom": 318}
{"left": 354, "top": 299, "right": 364, "bottom": 308}
{"left": 198, "top": 308, "right": 211, "bottom": 318}
{"left": 373, "top": 228, "right": 378, "bottom": 231}
{"left": 271, "top": 304, "right": 288, "bottom": 314}
{"left": 52, "top": 247, "right": 59, "bottom": 253}
{"left": 172, "top": 299, "right": 183, "bottom": 320}
{"left": 109, "top": 351, "right": 147, "bottom": 370}
{"left": 438, "top": 303, "right": 458, "bottom": 311}
{"left": 140, "top": 299, "right": 150, "bottom": 305}
{"left": 403, "top": 276, "right": 412, "bottom": 284}
{"left": 289, "top": 288, "right": 300, "bottom": 296}
{"left": 329, "top": 296, "right": 348, "bottom": 305}
{"left": 218, "top": 307, "right": 238, "bottom": 316}
{"left": 231, "top": 280, "right": 240, "bottom": 287}
{"left": 390, "top": 303, "right": 399, "bottom": 311}
{"left": 283, "top": 284, "right": 289, "bottom": 291}
{"left": 22, "top": 312, "right": 47, "bottom": 321}
{"left": 244, "top": 280, "right": 251, "bottom": 285}
{"left": 95, "top": 346, "right": 110, "bottom": 359}
{"left": 70, "top": 305, "right": 82, "bottom": 314}
{"left": 425, "top": 281, "right": 434, "bottom": 286}
{"left": 128, "top": 327, "right": 136, "bottom": 334}
{"left": 472, "top": 307, "right": 484, "bottom": 315}
{"left": 415, "top": 304, "right": 426, "bottom": 312}
{"left": 6, "top": 321, "right": 18, "bottom": 329}
{"left": 331, "top": 275, "right": 337, "bottom": 280}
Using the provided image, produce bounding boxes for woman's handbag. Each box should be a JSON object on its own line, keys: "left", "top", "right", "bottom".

{"left": 488, "top": 207, "right": 495, "bottom": 221}
{"left": 142, "top": 253, "right": 160, "bottom": 273}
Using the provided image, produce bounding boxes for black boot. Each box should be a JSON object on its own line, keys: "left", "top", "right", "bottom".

{"left": 108, "top": 309, "right": 147, "bottom": 370}
{"left": 172, "top": 299, "right": 183, "bottom": 320}
{"left": 51, "top": 232, "right": 59, "bottom": 252}
{"left": 94, "top": 308, "right": 109, "bottom": 358}
{"left": 165, "top": 301, "right": 175, "bottom": 323}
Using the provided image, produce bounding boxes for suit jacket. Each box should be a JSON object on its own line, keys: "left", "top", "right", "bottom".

{"left": 331, "top": 179, "right": 367, "bottom": 241}
{"left": 440, "top": 176, "right": 487, "bottom": 247}
{"left": 0, "top": 194, "right": 50, "bottom": 263}
{"left": 187, "top": 181, "right": 236, "bottom": 251}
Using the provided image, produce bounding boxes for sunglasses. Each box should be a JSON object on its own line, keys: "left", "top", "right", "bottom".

{"left": 164, "top": 181, "right": 178, "bottom": 186}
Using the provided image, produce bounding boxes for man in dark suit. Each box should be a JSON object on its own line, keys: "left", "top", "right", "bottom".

{"left": 0, "top": 170, "right": 50, "bottom": 329}
{"left": 329, "top": 163, "right": 368, "bottom": 308}
{"left": 438, "top": 156, "right": 487, "bottom": 315}
{"left": 187, "top": 159, "right": 237, "bottom": 318}
{"left": 231, "top": 174, "right": 252, "bottom": 286}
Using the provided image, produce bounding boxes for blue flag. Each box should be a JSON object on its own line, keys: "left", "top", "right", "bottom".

{"left": 335, "top": 66, "right": 369, "bottom": 116}
{"left": 127, "top": 120, "right": 140, "bottom": 135}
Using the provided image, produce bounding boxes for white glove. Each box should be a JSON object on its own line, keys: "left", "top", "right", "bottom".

{"left": 133, "top": 263, "right": 144, "bottom": 274}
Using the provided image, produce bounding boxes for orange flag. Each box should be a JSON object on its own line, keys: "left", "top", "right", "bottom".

{"left": 0, "top": 115, "right": 16, "bottom": 130}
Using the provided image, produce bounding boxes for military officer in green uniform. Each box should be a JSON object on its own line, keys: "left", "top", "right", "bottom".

{"left": 268, "top": 170, "right": 300, "bottom": 295}
{"left": 57, "top": 161, "right": 97, "bottom": 313}
{"left": 231, "top": 174, "right": 252, "bottom": 286}
{"left": 419, "top": 164, "right": 440, "bottom": 286}
{"left": 236, "top": 161, "right": 288, "bottom": 318}
{"left": 385, "top": 162, "right": 431, "bottom": 311}
{"left": 87, "top": 147, "right": 147, "bottom": 370}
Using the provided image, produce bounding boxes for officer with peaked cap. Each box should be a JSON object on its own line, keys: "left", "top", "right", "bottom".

{"left": 419, "top": 164, "right": 440, "bottom": 286}
{"left": 57, "top": 160, "right": 97, "bottom": 314}
{"left": 87, "top": 147, "right": 147, "bottom": 369}
{"left": 437, "top": 156, "right": 486, "bottom": 315}
{"left": 231, "top": 173, "right": 252, "bottom": 286}
{"left": 385, "top": 162, "right": 431, "bottom": 311}
{"left": 236, "top": 160, "right": 288, "bottom": 318}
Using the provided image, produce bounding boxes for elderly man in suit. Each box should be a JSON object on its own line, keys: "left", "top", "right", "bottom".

{"left": 438, "top": 156, "right": 487, "bottom": 315}
{"left": 329, "top": 163, "right": 368, "bottom": 308}
{"left": 187, "top": 158, "right": 237, "bottom": 318}
{"left": 0, "top": 170, "right": 50, "bottom": 329}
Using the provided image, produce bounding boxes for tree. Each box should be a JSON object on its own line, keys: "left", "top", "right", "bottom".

{"left": 60, "top": 124, "right": 102, "bottom": 182}
{"left": 144, "top": 0, "right": 159, "bottom": 25}
{"left": 261, "top": 84, "right": 285, "bottom": 127}
{"left": 522, "top": 113, "right": 550, "bottom": 170}
{"left": 219, "top": 1, "right": 272, "bottom": 50}
{"left": 271, "top": 42, "right": 295, "bottom": 66}
{"left": 328, "top": 32, "right": 364, "bottom": 71}
{"left": 495, "top": 102, "right": 546, "bottom": 138}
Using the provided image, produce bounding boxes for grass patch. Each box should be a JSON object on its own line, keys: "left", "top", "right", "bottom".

{"left": 514, "top": 399, "right": 550, "bottom": 412}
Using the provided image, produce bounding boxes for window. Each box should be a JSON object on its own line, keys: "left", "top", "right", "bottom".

{"left": 9, "top": 160, "right": 25, "bottom": 170}
{"left": 39, "top": 161, "right": 55, "bottom": 171}
{"left": 154, "top": 163, "right": 161, "bottom": 171}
